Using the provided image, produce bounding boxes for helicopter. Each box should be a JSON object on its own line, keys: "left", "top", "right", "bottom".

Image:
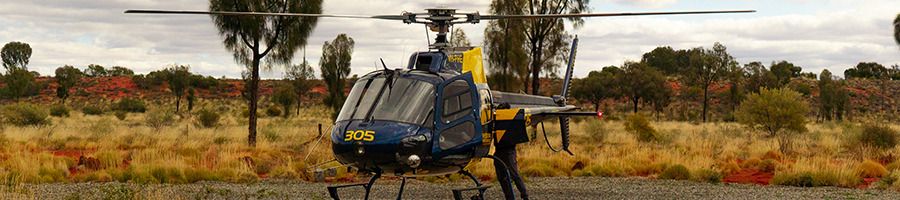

{"left": 125, "top": 7, "right": 754, "bottom": 200}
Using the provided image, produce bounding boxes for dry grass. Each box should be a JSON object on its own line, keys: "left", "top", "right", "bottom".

{"left": 0, "top": 100, "right": 333, "bottom": 186}
{"left": 2, "top": 101, "right": 900, "bottom": 192}
{"left": 466, "top": 118, "right": 900, "bottom": 189}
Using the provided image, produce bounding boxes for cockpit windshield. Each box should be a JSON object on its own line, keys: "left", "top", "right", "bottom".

{"left": 336, "top": 74, "right": 435, "bottom": 127}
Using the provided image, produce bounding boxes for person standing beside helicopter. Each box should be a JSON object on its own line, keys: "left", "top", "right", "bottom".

{"left": 494, "top": 138, "right": 529, "bottom": 200}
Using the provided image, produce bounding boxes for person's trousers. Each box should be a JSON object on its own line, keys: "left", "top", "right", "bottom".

{"left": 494, "top": 145, "right": 528, "bottom": 200}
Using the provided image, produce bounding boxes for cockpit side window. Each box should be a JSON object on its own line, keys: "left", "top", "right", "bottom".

{"left": 441, "top": 80, "right": 473, "bottom": 123}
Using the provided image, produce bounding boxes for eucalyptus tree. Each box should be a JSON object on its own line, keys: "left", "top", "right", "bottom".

{"left": 320, "top": 34, "right": 354, "bottom": 120}
{"left": 209, "top": 0, "right": 322, "bottom": 146}
{"left": 484, "top": 0, "right": 529, "bottom": 92}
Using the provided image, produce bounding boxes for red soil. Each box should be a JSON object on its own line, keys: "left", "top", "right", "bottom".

{"left": 723, "top": 169, "right": 773, "bottom": 185}
{"left": 859, "top": 178, "right": 879, "bottom": 189}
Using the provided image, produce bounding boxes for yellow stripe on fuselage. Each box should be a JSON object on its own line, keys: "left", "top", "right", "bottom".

{"left": 461, "top": 48, "right": 487, "bottom": 84}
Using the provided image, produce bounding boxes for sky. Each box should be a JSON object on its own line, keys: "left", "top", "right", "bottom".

{"left": 0, "top": 0, "right": 898, "bottom": 79}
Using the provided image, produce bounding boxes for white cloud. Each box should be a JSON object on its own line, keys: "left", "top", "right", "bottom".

{"left": 0, "top": 0, "right": 897, "bottom": 79}
{"left": 607, "top": 0, "right": 679, "bottom": 8}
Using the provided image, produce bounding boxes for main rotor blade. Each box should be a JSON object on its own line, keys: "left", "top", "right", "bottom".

{"left": 124, "top": 10, "right": 407, "bottom": 20}
{"left": 481, "top": 10, "right": 755, "bottom": 20}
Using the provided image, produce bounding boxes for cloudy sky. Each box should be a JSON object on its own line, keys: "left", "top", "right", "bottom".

{"left": 1, "top": 0, "right": 898, "bottom": 79}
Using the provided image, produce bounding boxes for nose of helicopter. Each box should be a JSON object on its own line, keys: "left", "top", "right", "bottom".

{"left": 331, "top": 120, "right": 432, "bottom": 172}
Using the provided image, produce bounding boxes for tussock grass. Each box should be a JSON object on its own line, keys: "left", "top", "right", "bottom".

{"left": 2, "top": 100, "right": 900, "bottom": 191}
{"left": 0, "top": 101, "right": 332, "bottom": 185}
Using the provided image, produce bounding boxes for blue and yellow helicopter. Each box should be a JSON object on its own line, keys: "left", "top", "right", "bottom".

{"left": 126, "top": 7, "right": 754, "bottom": 200}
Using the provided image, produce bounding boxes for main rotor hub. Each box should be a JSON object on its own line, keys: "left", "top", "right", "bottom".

{"left": 401, "top": 8, "right": 481, "bottom": 50}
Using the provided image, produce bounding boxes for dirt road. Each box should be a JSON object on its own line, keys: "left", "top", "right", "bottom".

{"left": 8, "top": 177, "right": 900, "bottom": 199}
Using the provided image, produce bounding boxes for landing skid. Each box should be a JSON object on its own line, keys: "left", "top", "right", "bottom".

{"left": 327, "top": 170, "right": 381, "bottom": 200}
{"left": 451, "top": 170, "right": 490, "bottom": 200}
{"left": 325, "top": 170, "right": 491, "bottom": 200}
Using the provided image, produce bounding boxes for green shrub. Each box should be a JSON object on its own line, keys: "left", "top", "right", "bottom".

{"left": 624, "top": 114, "right": 659, "bottom": 142}
{"left": 771, "top": 172, "right": 814, "bottom": 187}
{"left": 692, "top": 169, "right": 723, "bottom": 183}
{"left": 736, "top": 88, "right": 809, "bottom": 153}
{"left": 196, "top": 109, "right": 220, "bottom": 128}
{"left": 114, "top": 111, "right": 127, "bottom": 121}
{"left": 114, "top": 98, "right": 147, "bottom": 113}
{"left": 49, "top": 104, "right": 70, "bottom": 117}
{"left": 1, "top": 103, "right": 50, "bottom": 126}
{"left": 145, "top": 110, "right": 175, "bottom": 129}
{"left": 265, "top": 107, "right": 282, "bottom": 117}
{"left": 772, "top": 170, "right": 860, "bottom": 187}
{"left": 659, "top": 164, "right": 690, "bottom": 180}
{"left": 583, "top": 120, "right": 607, "bottom": 143}
{"left": 82, "top": 105, "right": 104, "bottom": 115}
{"left": 855, "top": 124, "right": 898, "bottom": 150}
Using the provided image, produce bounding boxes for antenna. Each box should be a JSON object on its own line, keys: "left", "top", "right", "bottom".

{"left": 379, "top": 58, "right": 389, "bottom": 71}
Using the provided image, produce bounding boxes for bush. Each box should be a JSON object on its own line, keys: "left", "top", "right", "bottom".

{"left": 583, "top": 120, "right": 607, "bottom": 143}
{"left": 82, "top": 105, "right": 104, "bottom": 115}
{"left": 772, "top": 171, "right": 861, "bottom": 187}
{"left": 196, "top": 109, "right": 220, "bottom": 128}
{"left": 736, "top": 88, "right": 809, "bottom": 152}
{"left": 692, "top": 169, "right": 723, "bottom": 183}
{"left": 146, "top": 110, "right": 175, "bottom": 129}
{"left": 624, "top": 114, "right": 659, "bottom": 142}
{"left": 114, "top": 111, "right": 127, "bottom": 121}
{"left": 49, "top": 104, "right": 70, "bottom": 117}
{"left": 1, "top": 103, "right": 50, "bottom": 126}
{"left": 265, "top": 107, "right": 282, "bottom": 117}
{"left": 856, "top": 160, "right": 888, "bottom": 178}
{"left": 114, "top": 98, "right": 147, "bottom": 113}
{"left": 659, "top": 164, "right": 691, "bottom": 180}
{"left": 771, "top": 172, "right": 814, "bottom": 187}
{"left": 855, "top": 124, "right": 898, "bottom": 150}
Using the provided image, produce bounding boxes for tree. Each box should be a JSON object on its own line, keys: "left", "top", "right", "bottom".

{"left": 647, "top": 77, "right": 674, "bottom": 120}
{"left": 743, "top": 61, "right": 778, "bottom": 93}
{"left": 285, "top": 54, "right": 315, "bottom": 115}
{"left": 484, "top": 0, "right": 529, "bottom": 92}
{"left": 54, "top": 65, "right": 83, "bottom": 103}
{"left": 736, "top": 88, "right": 809, "bottom": 153}
{"left": 320, "top": 34, "right": 354, "bottom": 120}
{"left": 1, "top": 42, "right": 31, "bottom": 71}
{"left": 271, "top": 83, "right": 296, "bottom": 118}
{"left": 619, "top": 62, "right": 667, "bottom": 113}
{"left": 187, "top": 88, "right": 196, "bottom": 111}
{"left": 682, "top": 43, "right": 734, "bottom": 122}
{"left": 209, "top": 0, "right": 321, "bottom": 147}
{"left": 1, "top": 68, "right": 38, "bottom": 100}
{"left": 722, "top": 58, "right": 746, "bottom": 116}
{"left": 642, "top": 46, "right": 680, "bottom": 76}
{"left": 108, "top": 66, "right": 135, "bottom": 76}
{"left": 450, "top": 28, "right": 471, "bottom": 47}
{"left": 817, "top": 69, "right": 851, "bottom": 121}
{"left": 572, "top": 66, "right": 621, "bottom": 112}
{"left": 521, "top": 0, "right": 588, "bottom": 95}
{"left": 894, "top": 13, "right": 899, "bottom": 48}
{"left": 845, "top": 62, "right": 889, "bottom": 79}
{"left": 83, "top": 64, "right": 108, "bottom": 77}
{"left": 770, "top": 61, "right": 801, "bottom": 86}
{"left": 164, "top": 65, "right": 191, "bottom": 112}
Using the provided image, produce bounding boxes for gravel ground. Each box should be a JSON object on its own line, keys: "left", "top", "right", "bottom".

{"left": 3, "top": 177, "right": 900, "bottom": 200}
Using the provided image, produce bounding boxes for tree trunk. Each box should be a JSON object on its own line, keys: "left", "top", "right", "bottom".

{"left": 702, "top": 85, "right": 709, "bottom": 122}
{"left": 248, "top": 56, "right": 261, "bottom": 147}
{"left": 632, "top": 97, "right": 639, "bottom": 113}
{"left": 296, "top": 94, "right": 302, "bottom": 115}
{"left": 175, "top": 96, "right": 181, "bottom": 113}
{"left": 594, "top": 101, "right": 601, "bottom": 112}
{"left": 530, "top": 39, "right": 542, "bottom": 95}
